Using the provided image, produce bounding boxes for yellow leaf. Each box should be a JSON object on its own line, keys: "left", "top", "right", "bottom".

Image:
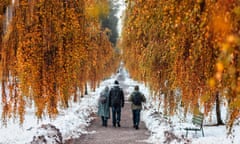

{"left": 208, "top": 78, "right": 215, "bottom": 88}
{"left": 216, "top": 62, "right": 224, "bottom": 72}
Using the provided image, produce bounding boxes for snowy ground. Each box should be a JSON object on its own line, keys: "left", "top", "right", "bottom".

{"left": 0, "top": 68, "right": 240, "bottom": 144}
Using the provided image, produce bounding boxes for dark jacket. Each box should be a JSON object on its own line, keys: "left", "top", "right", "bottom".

{"left": 128, "top": 90, "right": 146, "bottom": 110}
{"left": 109, "top": 85, "right": 124, "bottom": 108}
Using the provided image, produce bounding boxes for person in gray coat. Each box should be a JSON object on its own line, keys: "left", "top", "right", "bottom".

{"left": 97, "top": 86, "right": 110, "bottom": 127}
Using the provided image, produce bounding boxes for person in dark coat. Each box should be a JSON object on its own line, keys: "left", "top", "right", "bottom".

{"left": 128, "top": 85, "right": 146, "bottom": 130}
{"left": 97, "top": 86, "right": 110, "bottom": 127}
{"left": 109, "top": 80, "right": 124, "bottom": 127}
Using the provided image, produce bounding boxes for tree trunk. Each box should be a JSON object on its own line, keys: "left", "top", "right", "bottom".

{"left": 85, "top": 83, "right": 88, "bottom": 95}
{"left": 216, "top": 91, "right": 224, "bottom": 125}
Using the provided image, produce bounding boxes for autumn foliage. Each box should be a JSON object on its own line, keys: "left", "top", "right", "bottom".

{"left": 122, "top": 0, "right": 240, "bottom": 132}
{"left": 0, "top": 0, "right": 119, "bottom": 124}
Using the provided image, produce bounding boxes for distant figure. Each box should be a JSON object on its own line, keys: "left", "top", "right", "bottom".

{"left": 128, "top": 85, "right": 146, "bottom": 130}
{"left": 97, "top": 86, "right": 110, "bottom": 127}
{"left": 109, "top": 80, "right": 124, "bottom": 127}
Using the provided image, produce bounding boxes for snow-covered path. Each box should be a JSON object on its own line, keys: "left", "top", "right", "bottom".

{"left": 65, "top": 69, "right": 150, "bottom": 144}
{"left": 65, "top": 103, "right": 150, "bottom": 144}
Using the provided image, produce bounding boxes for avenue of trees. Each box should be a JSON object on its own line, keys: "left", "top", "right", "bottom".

{"left": 0, "top": 0, "right": 119, "bottom": 124}
{"left": 1, "top": 0, "right": 240, "bottom": 135}
{"left": 121, "top": 0, "right": 240, "bottom": 133}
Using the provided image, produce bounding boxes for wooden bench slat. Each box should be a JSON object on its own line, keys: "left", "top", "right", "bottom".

{"left": 184, "top": 128, "right": 201, "bottom": 131}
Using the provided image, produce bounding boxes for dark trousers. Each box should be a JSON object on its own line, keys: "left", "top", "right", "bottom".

{"left": 132, "top": 109, "right": 141, "bottom": 127}
{"left": 101, "top": 116, "right": 108, "bottom": 126}
{"left": 111, "top": 106, "right": 121, "bottom": 125}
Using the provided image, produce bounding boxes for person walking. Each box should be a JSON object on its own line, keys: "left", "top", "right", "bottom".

{"left": 128, "top": 85, "right": 146, "bottom": 130}
{"left": 97, "top": 86, "right": 110, "bottom": 127}
{"left": 109, "top": 80, "right": 124, "bottom": 127}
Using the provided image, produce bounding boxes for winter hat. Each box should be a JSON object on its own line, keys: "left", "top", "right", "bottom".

{"left": 134, "top": 85, "right": 139, "bottom": 91}
{"left": 114, "top": 80, "right": 119, "bottom": 85}
{"left": 104, "top": 86, "right": 109, "bottom": 91}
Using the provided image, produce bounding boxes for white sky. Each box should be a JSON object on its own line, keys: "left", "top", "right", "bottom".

{"left": 112, "top": 0, "right": 126, "bottom": 37}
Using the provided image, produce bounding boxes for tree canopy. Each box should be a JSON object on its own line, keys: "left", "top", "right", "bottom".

{"left": 0, "top": 0, "right": 119, "bottom": 124}
{"left": 121, "top": 0, "right": 240, "bottom": 133}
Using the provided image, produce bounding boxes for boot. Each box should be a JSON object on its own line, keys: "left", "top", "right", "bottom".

{"left": 117, "top": 122, "right": 121, "bottom": 127}
{"left": 104, "top": 119, "right": 108, "bottom": 127}
{"left": 101, "top": 116, "right": 105, "bottom": 126}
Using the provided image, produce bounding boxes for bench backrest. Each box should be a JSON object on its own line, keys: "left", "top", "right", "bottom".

{"left": 192, "top": 113, "right": 204, "bottom": 128}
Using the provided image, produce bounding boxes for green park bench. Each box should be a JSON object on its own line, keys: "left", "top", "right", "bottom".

{"left": 184, "top": 112, "right": 204, "bottom": 137}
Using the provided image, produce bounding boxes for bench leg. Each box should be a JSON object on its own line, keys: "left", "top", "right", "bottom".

{"left": 202, "top": 129, "right": 204, "bottom": 137}
{"left": 185, "top": 130, "right": 188, "bottom": 137}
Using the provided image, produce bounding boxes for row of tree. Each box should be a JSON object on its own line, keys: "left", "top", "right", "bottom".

{"left": 121, "top": 0, "right": 240, "bottom": 133}
{"left": 0, "top": 0, "right": 119, "bottom": 124}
